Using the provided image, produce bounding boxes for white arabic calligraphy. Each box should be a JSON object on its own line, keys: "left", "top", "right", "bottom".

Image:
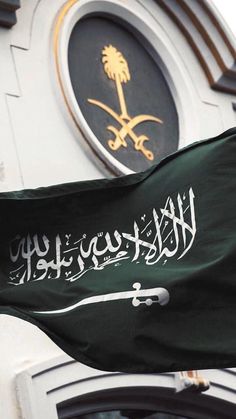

{"left": 8, "top": 188, "right": 196, "bottom": 285}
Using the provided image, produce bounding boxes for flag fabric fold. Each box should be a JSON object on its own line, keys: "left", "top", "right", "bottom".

{"left": 1, "top": 128, "right": 236, "bottom": 373}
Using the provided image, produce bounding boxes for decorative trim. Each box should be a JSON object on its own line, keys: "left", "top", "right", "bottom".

{"left": 0, "top": 0, "right": 20, "bottom": 28}
{"left": 156, "top": 0, "right": 236, "bottom": 95}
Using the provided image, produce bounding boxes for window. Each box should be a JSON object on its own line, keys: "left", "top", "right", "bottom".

{"left": 74, "top": 410, "right": 189, "bottom": 419}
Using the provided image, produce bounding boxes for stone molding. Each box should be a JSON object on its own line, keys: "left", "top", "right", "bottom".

{"left": 156, "top": 0, "right": 236, "bottom": 95}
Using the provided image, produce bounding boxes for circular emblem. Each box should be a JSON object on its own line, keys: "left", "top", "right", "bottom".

{"left": 54, "top": 2, "right": 179, "bottom": 174}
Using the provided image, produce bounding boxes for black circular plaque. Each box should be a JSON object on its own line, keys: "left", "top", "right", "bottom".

{"left": 68, "top": 16, "right": 179, "bottom": 173}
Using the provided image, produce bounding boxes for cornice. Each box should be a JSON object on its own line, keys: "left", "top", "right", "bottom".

{"left": 0, "top": 0, "right": 20, "bottom": 28}
{"left": 156, "top": 0, "right": 236, "bottom": 95}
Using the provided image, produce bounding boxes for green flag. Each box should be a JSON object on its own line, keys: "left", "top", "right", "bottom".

{"left": 1, "top": 128, "right": 236, "bottom": 373}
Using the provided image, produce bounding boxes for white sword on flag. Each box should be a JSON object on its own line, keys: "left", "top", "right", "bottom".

{"left": 33, "top": 282, "right": 170, "bottom": 315}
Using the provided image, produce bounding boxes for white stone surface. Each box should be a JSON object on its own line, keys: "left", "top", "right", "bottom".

{"left": 0, "top": 315, "right": 62, "bottom": 419}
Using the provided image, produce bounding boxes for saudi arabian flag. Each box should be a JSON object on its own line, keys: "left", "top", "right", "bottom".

{"left": 1, "top": 128, "right": 236, "bottom": 373}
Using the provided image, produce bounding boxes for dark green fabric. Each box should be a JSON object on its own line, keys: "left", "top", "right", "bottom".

{"left": 1, "top": 128, "right": 236, "bottom": 373}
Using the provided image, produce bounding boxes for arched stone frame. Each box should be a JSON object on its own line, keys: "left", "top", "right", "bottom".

{"left": 16, "top": 355, "right": 236, "bottom": 419}
{"left": 53, "top": 0, "right": 200, "bottom": 175}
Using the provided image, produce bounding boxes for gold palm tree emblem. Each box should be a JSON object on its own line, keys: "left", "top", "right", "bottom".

{"left": 88, "top": 45, "right": 163, "bottom": 161}
{"left": 102, "top": 45, "right": 130, "bottom": 121}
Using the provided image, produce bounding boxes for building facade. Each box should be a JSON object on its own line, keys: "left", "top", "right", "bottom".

{"left": 0, "top": 0, "right": 236, "bottom": 418}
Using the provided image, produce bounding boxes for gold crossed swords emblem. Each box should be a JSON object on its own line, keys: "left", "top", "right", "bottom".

{"left": 88, "top": 45, "right": 163, "bottom": 161}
